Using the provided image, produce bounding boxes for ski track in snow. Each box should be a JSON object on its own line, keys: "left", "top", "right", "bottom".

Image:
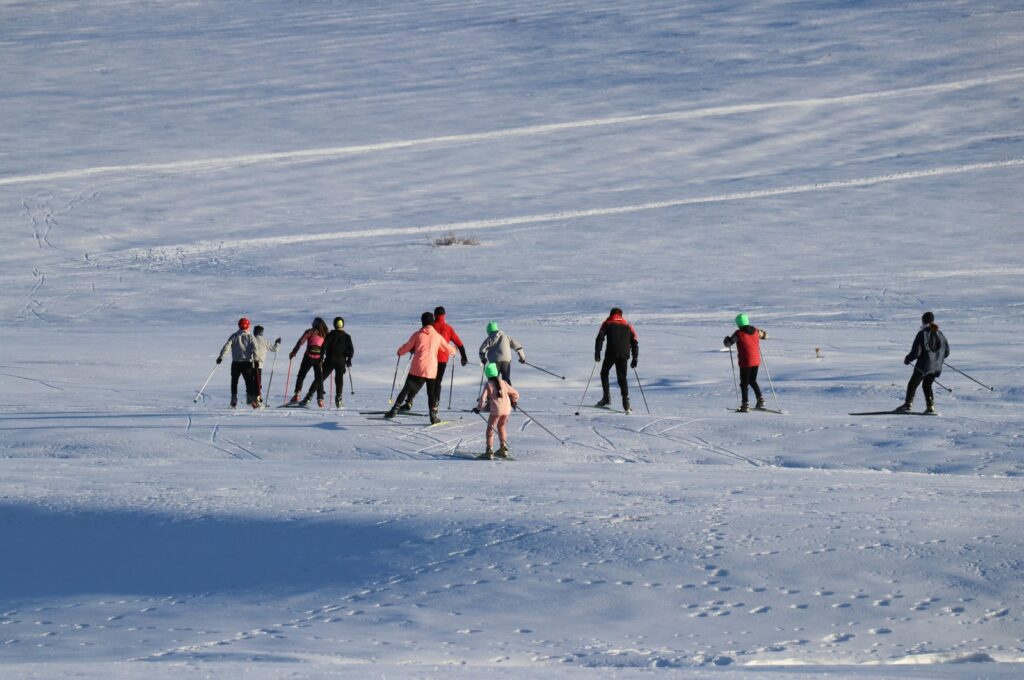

{"left": 2, "top": 69, "right": 1022, "bottom": 189}
{"left": 103, "top": 158, "right": 1024, "bottom": 262}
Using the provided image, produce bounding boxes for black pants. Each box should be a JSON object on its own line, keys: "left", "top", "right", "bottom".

{"left": 600, "top": 356, "right": 629, "bottom": 397}
{"left": 307, "top": 364, "right": 345, "bottom": 402}
{"left": 395, "top": 375, "right": 436, "bottom": 412}
{"left": 294, "top": 356, "right": 324, "bottom": 400}
{"left": 739, "top": 366, "right": 762, "bottom": 404}
{"left": 230, "top": 361, "right": 258, "bottom": 404}
{"left": 495, "top": 361, "right": 512, "bottom": 383}
{"left": 905, "top": 371, "right": 936, "bottom": 405}
{"left": 427, "top": 361, "right": 450, "bottom": 408}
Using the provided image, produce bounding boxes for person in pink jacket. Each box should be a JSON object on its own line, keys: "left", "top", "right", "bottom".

{"left": 385, "top": 312, "right": 452, "bottom": 423}
{"left": 472, "top": 362, "right": 520, "bottom": 459}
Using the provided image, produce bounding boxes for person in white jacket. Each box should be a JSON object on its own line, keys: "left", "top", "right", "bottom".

{"left": 217, "top": 317, "right": 258, "bottom": 408}
{"left": 251, "top": 325, "right": 281, "bottom": 407}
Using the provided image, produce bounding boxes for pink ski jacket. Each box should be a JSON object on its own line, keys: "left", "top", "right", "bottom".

{"left": 477, "top": 378, "right": 520, "bottom": 417}
{"left": 397, "top": 326, "right": 451, "bottom": 379}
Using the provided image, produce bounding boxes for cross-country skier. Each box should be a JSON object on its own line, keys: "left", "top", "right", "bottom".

{"left": 594, "top": 308, "right": 638, "bottom": 413}
{"left": 398, "top": 306, "right": 468, "bottom": 412}
{"left": 251, "top": 325, "right": 281, "bottom": 408}
{"left": 898, "top": 311, "right": 950, "bottom": 414}
{"left": 386, "top": 312, "right": 451, "bottom": 424}
{"left": 723, "top": 313, "right": 768, "bottom": 412}
{"left": 304, "top": 316, "right": 354, "bottom": 409}
{"left": 289, "top": 317, "right": 329, "bottom": 407}
{"left": 472, "top": 362, "right": 520, "bottom": 459}
{"left": 217, "top": 317, "right": 259, "bottom": 408}
{"left": 478, "top": 322, "right": 525, "bottom": 383}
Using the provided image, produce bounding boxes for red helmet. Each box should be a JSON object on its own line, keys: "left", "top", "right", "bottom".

{"left": 238, "top": 317, "right": 251, "bottom": 331}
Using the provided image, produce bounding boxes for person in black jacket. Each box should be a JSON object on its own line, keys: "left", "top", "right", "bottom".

{"left": 898, "top": 311, "right": 950, "bottom": 414}
{"left": 302, "top": 316, "right": 354, "bottom": 408}
{"left": 594, "top": 308, "right": 639, "bottom": 413}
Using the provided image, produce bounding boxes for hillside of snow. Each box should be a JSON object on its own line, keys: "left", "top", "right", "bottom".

{"left": 1, "top": 1, "right": 1023, "bottom": 677}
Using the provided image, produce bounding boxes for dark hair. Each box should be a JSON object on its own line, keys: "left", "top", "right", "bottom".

{"left": 610, "top": 307, "right": 623, "bottom": 316}
{"left": 253, "top": 325, "right": 264, "bottom": 337}
{"left": 490, "top": 376, "right": 503, "bottom": 399}
{"left": 312, "top": 317, "right": 329, "bottom": 338}
{"left": 434, "top": 306, "right": 446, "bottom": 317}
{"left": 421, "top": 311, "right": 435, "bottom": 327}
{"left": 921, "top": 311, "right": 935, "bottom": 325}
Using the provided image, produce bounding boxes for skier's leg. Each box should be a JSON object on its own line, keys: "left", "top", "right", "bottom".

{"left": 486, "top": 413, "right": 499, "bottom": 451}
{"left": 614, "top": 358, "right": 629, "bottom": 397}
{"left": 496, "top": 414, "right": 509, "bottom": 453}
{"left": 243, "top": 364, "right": 258, "bottom": 404}
{"left": 294, "top": 356, "right": 312, "bottom": 395}
{"left": 430, "top": 362, "right": 447, "bottom": 407}
{"left": 314, "top": 362, "right": 325, "bottom": 401}
{"left": 739, "top": 367, "right": 752, "bottom": 406}
{"left": 749, "top": 365, "right": 763, "bottom": 401}
{"left": 334, "top": 367, "right": 345, "bottom": 406}
{"left": 922, "top": 375, "right": 935, "bottom": 406}
{"left": 598, "top": 356, "right": 614, "bottom": 405}
{"left": 230, "top": 362, "right": 242, "bottom": 406}
{"left": 498, "top": 361, "right": 511, "bottom": 383}
{"left": 904, "top": 372, "right": 923, "bottom": 407}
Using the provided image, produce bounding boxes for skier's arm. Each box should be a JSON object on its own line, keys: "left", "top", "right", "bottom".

{"left": 478, "top": 337, "right": 489, "bottom": 364}
{"left": 630, "top": 337, "right": 639, "bottom": 368}
{"left": 397, "top": 334, "right": 417, "bottom": 357}
{"left": 346, "top": 335, "right": 354, "bottom": 366}
{"left": 904, "top": 331, "right": 924, "bottom": 364}
{"left": 758, "top": 329, "right": 768, "bottom": 340}
{"left": 217, "top": 337, "right": 232, "bottom": 363}
{"left": 290, "top": 331, "right": 307, "bottom": 358}
{"left": 510, "top": 336, "right": 525, "bottom": 362}
{"left": 723, "top": 331, "right": 738, "bottom": 347}
{"left": 595, "top": 323, "right": 607, "bottom": 361}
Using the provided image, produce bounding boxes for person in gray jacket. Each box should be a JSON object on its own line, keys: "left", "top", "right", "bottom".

{"left": 478, "top": 321, "right": 525, "bottom": 383}
{"left": 217, "top": 317, "right": 259, "bottom": 408}
{"left": 898, "top": 311, "right": 950, "bottom": 414}
{"left": 252, "top": 325, "right": 281, "bottom": 407}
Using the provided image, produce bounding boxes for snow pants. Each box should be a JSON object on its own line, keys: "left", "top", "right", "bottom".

{"left": 600, "top": 356, "right": 629, "bottom": 399}
{"left": 294, "top": 356, "right": 324, "bottom": 400}
{"left": 739, "top": 366, "right": 762, "bottom": 404}
{"left": 905, "top": 370, "right": 937, "bottom": 406}
{"left": 230, "top": 361, "right": 258, "bottom": 405}
{"left": 486, "top": 413, "right": 509, "bottom": 450}
{"left": 427, "top": 361, "right": 449, "bottom": 408}
{"left": 306, "top": 363, "right": 345, "bottom": 403}
{"left": 396, "top": 375, "right": 439, "bottom": 412}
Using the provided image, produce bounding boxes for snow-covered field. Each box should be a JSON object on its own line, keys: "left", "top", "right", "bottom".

{"left": 2, "top": 1, "right": 1023, "bottom": 677}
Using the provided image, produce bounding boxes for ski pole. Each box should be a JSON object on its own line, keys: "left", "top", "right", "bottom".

{"left": 758, "top": 348, "right": 782, "bottom": 412}
{"left": 944, "top": 362, "right": 995, "bottom": 391}
{"left": 523, "top": 361, "right": 566, "bottom": 380}
{"left": 514, "top": 403, "right": 565, "bottom": 445}
{"left": 478, "top": 364, "right": 485, "bottom": 396}
{"left": 728, "top": 345, "right": 740, "bottom": 408}
{"left": 264, "top": 351, "right": 278, "bottom": 404}
{"left": 447, "top": 360, "right": 456, "bottom": 409}
{"left": 194, "top": 364, "right": 219, "bottom": 403}
{"left": 388, "top": 355, "right": 404, "bottom": 404}
{"left": 282, "top": 357, "right": 293, "bottom": 405}
{"left": 911, "top": 364, "right": 952, "bottom": 393}
{"left": 348, "top": 366, "right": 355, "bottom": 395}
{"left": 632, "top": 367, "right": 651, "bottom": 414}
{"left": 574, "top": 361, "right": 599, "bottom": 416}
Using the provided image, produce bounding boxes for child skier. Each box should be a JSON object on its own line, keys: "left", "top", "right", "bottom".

{"left": 478, "top": 321, "right": 525, "bottom": 383}
{"left": 217, "top": 317, "right": 258, "bottom": 408}
{"left": 472, "top": 362, "right": 520, "bottom": 459}
{"left": 289, "top": 317, "right": 329, "bottom": 407}
{"left": 386, "top": 312, "right": 451, "bottom": 423}
{"left": 251, "top": 325, "right": 281, "bottom": 408}
{"left": 723, "top": 313, "right": 768, "bottom": 412}
{"left": 311, "top": 316, "right": 354, "bottom": 409}
{"left": 594, "top": 307, "right": 639, "bottom": 413}
{"left": 898, "top": 311, "right": 950, "bottom": 414}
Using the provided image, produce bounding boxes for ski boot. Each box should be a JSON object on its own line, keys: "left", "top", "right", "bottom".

{"left": 924, "top": 400, "right": 937, "bottom": 415}
{"left": 299, "top": 396, "right": 312, "bottom": 407}
{"left": 383, "top": 408, "right": 397, "bottom": 419}
{"left": 335, "top": 397, "right": 343, "bottom": 409}
{"left": 894, "top": 402, "right": 912, "bottom": 413}
{"left": 495, "top": 443, "right": 510, "bottom": 459}
{"left": 594, "top": 392, "right": 611, "bottom": 407}
{"left": 289, "top": 393, "right": 301, "bottom": 404}
{"left": 622, "top": 396, "right": 631, "bottom": 414}
{"left": 429, "top": 409, "right": 441, "bottom": 425}
{"left": 398, "top": 400, "right": 413, "bottom": 412}
{"left": 755, "top": 397, "right": 766, "bottom": 410}
{"left": 476, "top": 448, "right": 495, "bottom": 460}
{"left": 317, "top": 399, "right": 325, "bottom": 408}
{"left": 230, "top": 396, "right": 238, "bottom": 408}
{"left": 738, "top": 402, "right": 750, "bottom": 413}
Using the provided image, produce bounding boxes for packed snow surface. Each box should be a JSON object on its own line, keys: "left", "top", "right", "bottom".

{"left": 1, "top": 1, "right": 1023, "bottom": 677}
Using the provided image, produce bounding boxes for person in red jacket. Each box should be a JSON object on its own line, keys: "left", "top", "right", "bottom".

{"left": 594, "top": 308, "right": 639, "bottom": 413}
{"left": 386, "top": 312, "right": 452, "bottom": 423}
{"left": 400, "top": 305, "right": 469, "bottom": 412}
{"left": 723, "top": 313, "right": 768, "bottom": 412}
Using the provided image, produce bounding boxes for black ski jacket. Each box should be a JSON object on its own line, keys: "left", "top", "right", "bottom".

{"left": 905, "top": 323, "right": 949, "bottom": 376}
{"left": 322, "top": 330, "right": 354, "bottom": 371}
{"left": 595, "top": 315, "right": 638, "bottom": 361}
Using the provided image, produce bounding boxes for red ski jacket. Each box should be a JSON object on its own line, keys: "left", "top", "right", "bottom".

{"left": 432, "top": 314, "right": 465, "bottom": 362}
{"left": 726, "top": 326, "right": 767, "bottom": 368}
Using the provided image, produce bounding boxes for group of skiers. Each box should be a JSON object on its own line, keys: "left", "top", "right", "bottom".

{"left": 215, "top": 307, "right": 950, "bottom": 456}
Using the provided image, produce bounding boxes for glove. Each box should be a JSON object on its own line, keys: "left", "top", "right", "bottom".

{"left": 289, "top": 351, "right": 296, "bottom": 359}
{"left": 595, "top": 352, "right": 601, "bottom": 362}
{"left": 461, "top": 356, "right": 468, "bottom": 367}
{"left": 275, "top": 337, "right": 281, "bottom": 344}
{"left": 519, "top": 357, "right": 526, "bottom": 364}
{"left": 346, "top": 358, "right": 352, "bottom": 368}
{"left": 630, "top": 357, "right": 638, "bottom": 369}
{"left": 471, "top": 407, "right": 480, "bottom": 414}
{"left": 216, "top": 358, "right": 222, "bottom": 365}
{"left": 904, "top": 356, "right": 912, "bottom": 365}
{"left": 723, "top": 336, "right": 733, "bottom": 347}
{"left": 511, "top": 400, "right": 518, "bottom": 410}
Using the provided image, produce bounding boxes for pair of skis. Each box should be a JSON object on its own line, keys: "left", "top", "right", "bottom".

{"left": 360, "top": 410, "right": 453, "bottom": 428}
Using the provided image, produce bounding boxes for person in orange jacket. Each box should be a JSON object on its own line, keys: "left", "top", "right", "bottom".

{"left": 401, "top": 305, "right": 468, "bottom": 412}
{"left": 385, "top": 312, "right": 452, "bottom": 423}
{"left": 472, "top": 362, "right": 520, "bottom": 459}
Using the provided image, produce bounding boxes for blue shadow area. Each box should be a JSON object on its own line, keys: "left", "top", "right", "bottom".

{"left": 0, "top": 503, "right": 417, "bottom": 600}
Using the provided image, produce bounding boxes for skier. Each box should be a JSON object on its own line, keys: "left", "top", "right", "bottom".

{"left": 723, "top": 313, "right": 768, "bottom": 412}
{"left": 478, "top": 321, "right": 525, "bottom": 383}
{"left": 303, "top": 316, "right": 354, "bottom": 409}
{"left": 898, "top": 311, "right": 950, "bottom": 414}
{"left": 472, "top": 362, "right": 520, "bottom": 459}
{"left": 251, "top": 325, "right": 281, "bottom": 407}
{"left": 289, "top": 317, "right": 329, "bottom": 407}
{"left": 216, "top": 317, "right": 259, "bottom": 408}
{"left": 386, "top": 312, "right": 451, "bottom": 423}
{"left": 594, "top": 307, "right": 638, "bottom": 413}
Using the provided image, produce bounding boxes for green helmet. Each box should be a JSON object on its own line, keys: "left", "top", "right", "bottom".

{"left": 486, "top": 321, "right": 499, "bottom": 334}
{"left": 484, "top": 362, "right": 499, "bottom": 379}
{"left": 735, "top": 313, "right": 749, "bottom": 328}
